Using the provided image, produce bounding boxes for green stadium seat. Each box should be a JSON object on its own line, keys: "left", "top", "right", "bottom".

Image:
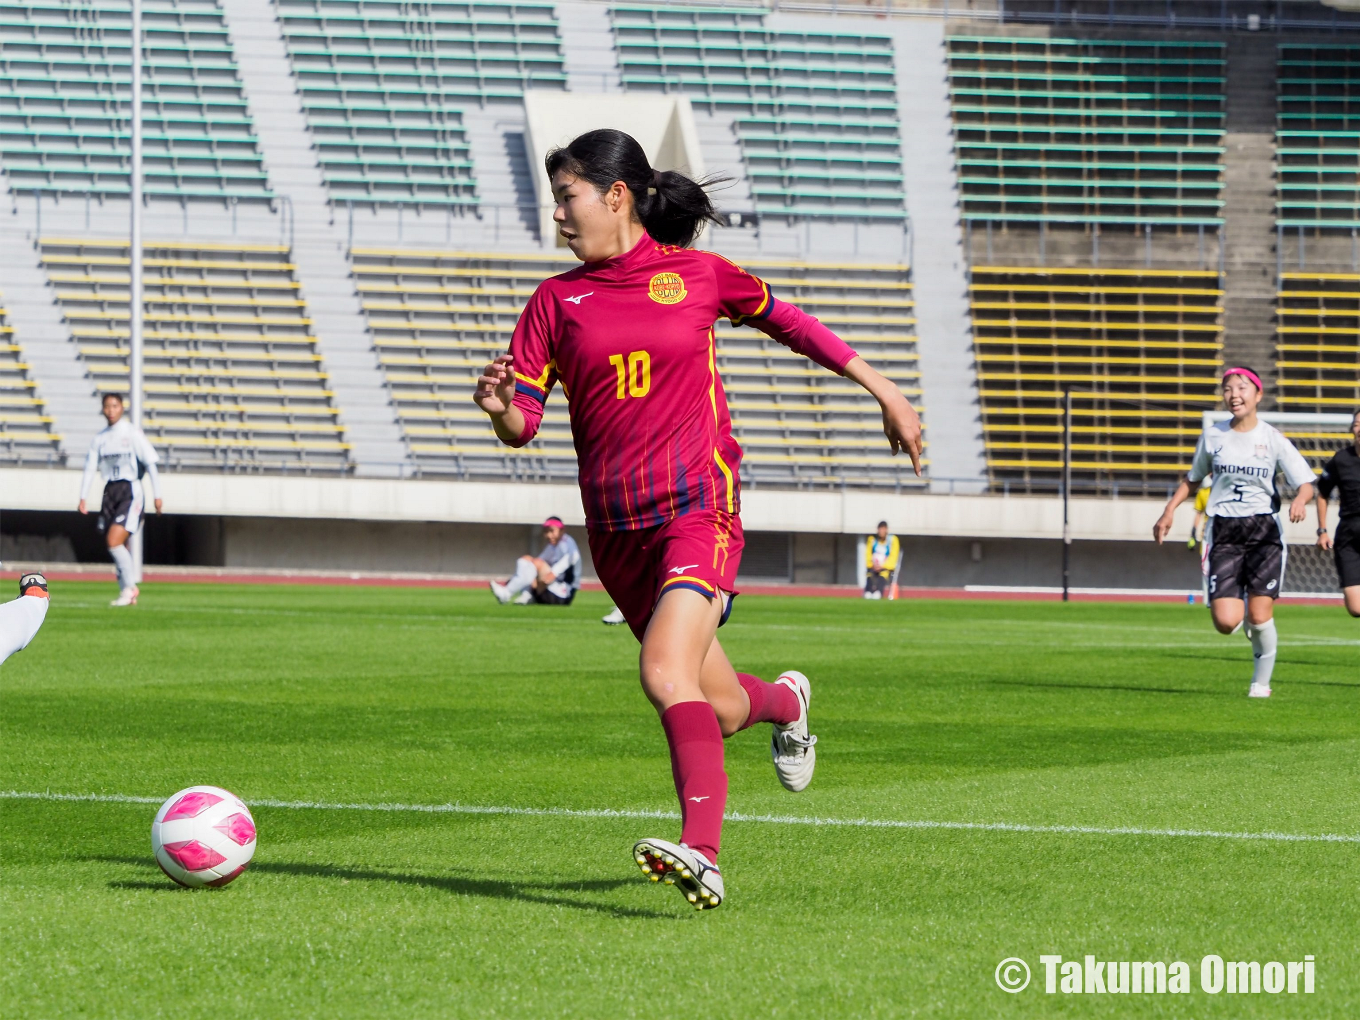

{"left": 0, "top": 0, "right": 272, "bottom": 202}
{"left": 610, "top": 5, "right": 905, "bottom": 222}
{"left": 278, "top": 0, "right": 566, "bottom": 207}
{"left": 948, "top": 35, "right": 1225, "bottom": 226}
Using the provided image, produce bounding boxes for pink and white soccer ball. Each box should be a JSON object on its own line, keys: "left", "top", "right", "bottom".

{"left": 151, "top": 785, "right": 256, "bottom": 888}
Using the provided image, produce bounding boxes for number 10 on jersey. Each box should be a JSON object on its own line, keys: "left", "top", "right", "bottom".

{"left": 609, "top": 351, "right": 651, "bottom": 399}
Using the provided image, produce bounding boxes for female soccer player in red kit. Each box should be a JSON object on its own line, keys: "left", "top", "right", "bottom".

{"left": 475, "top": 130, "right": 923, "bottom": 909}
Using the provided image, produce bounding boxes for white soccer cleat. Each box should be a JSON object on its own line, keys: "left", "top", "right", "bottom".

{"left": 602, "top": 606, "right": 626, "bottom": 625}
{"left": 109, "top": 587, "right": 137, "bottom": 607}
{"left": 512, "top": 590, "right": 533, "bottom": 605}
{"left": 632, "top": 838, "right": 723, "bottom": 910}
{"left": 1249, "top": 683, "right": 1272, "bottom": 699}
{"left": 772, "top": 670, "right": 817, "bottom": 792}
{"left": 489, "top": 580, "right": 511, "bottom": 604}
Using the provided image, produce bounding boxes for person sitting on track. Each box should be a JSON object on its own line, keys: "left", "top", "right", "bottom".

{"left": 1316, "top": 407, "right": 1360, "bottom": 618}
{"left": 77, "top": 393, "right": 162, "bottom": 607}
{"left": 489, "top": 516, "right": 582, "bottom": 606}
{"left": 0, "top": 572, "right": 49, "bottom": 667}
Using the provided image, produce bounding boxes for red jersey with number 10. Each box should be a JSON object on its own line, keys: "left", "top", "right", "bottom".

{"left": 508, "top": 234, "right": 777, "bottom": 531}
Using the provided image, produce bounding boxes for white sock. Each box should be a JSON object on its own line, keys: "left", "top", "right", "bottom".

{"left": 109, "top": 543, "right": 134, "bottom": 591}
{"left": 0, "top": 594, "right": 49, "bottom": 665}
{"left": 1246, "top": 619, "right": 1278, "bottom": 689}
{"left": 504, "top": 558, "right": 537, "bottom": 596}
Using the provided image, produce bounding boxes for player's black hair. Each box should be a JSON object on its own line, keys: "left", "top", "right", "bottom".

{"left": 545, "top": 129, "right": 726, "bottom": 248}
{"left": 1222, "top": 365, "right": 1263, "bottom": 392}
{"left": 101, "top": 392, "right": 124, "bottom": 405}
{"left": 877, "top": 520, "right": 889, "bottom": 529}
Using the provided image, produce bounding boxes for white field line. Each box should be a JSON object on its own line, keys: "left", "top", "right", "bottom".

{"left": 5, "top": 790, "right": 1359, "bottom": 845}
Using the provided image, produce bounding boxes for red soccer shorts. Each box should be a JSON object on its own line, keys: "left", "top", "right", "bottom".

{"left": 588, "top": 509, "right": 744, "bottom": 640}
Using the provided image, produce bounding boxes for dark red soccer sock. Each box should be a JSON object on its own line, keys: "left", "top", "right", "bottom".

{"left": 660, "top": 701, "right": 728, "bottom": 863}
{"left": 736, "top": 672, "right": 801, "bottom": 729}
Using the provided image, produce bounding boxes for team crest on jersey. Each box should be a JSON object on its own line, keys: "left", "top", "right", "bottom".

{"left": 1255, "top": 444, "right": 1269, "bottom": 458}
{"left": 648, "top": 272, "right": 687, "bottom": 304}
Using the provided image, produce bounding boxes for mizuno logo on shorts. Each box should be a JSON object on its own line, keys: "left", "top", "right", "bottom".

{"left": 669, "top": 564, "right": 699, "bottom": 574}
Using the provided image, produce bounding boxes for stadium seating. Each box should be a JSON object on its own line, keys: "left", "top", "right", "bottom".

{"left": 610, "top": 5, "right": 906, "bottom": 220}
{"left": 1277, "top": 44, "right": 1360, "bottom": 228}
{"left": 971, "top": 266, "right": 1224, "bottom": 484}
{"left": 947, "top": 35, "right": 1225, "bottom": 225}
{"left": 0, "top": 0, "right": 271, "bottom": 201}
{"left": 1276, "top": 272, "right": 1360, "bottom": 416}
{"left": 0, "top": 295, "right": 62, "bottom": 465}
{"left": 41, "top": 238, "right": 349, "bottom": 471}
{"left": 351, "top": 247, "right": 925, "bottom": 487}
{"left": 277, "top": 0, "right": 566, "bottom": 206}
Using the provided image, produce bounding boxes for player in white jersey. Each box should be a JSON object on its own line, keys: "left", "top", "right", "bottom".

{"left": 77, "top": 394, "right": 163, "bottom": 607}
{"left": 1153, "top": 367, "right": 1316, "bottom": 698}
{"left": 0, "top": 572, "right": 49, "bottom": 667}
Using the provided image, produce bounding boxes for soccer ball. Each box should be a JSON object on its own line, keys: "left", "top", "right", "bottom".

{"left": 151, "top": 785, "right": 257, "bottom": 888}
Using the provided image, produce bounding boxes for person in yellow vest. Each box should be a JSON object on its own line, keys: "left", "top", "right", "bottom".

{"left": 864, "top": 521, "right": 900, "bottom": 599}
{"left": 1188, "top": 478, "right": 1212, "bottom": 550}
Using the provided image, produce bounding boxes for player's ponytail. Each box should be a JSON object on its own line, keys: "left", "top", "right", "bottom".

{"left": 545, "top": 128, "right": 725, "bottom": 248}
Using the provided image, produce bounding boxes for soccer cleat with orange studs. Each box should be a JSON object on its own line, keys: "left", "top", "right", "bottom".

{"left": 632, "top": 838, "right": 723, "bottom": 910}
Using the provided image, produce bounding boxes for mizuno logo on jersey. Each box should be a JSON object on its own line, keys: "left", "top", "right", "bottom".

{"left": 564, "top": 292, "right": 593, "bottom": 305}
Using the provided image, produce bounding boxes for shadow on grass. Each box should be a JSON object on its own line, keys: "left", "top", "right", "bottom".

{"left": 987, "top": 679, "right": 1219, "bottom": 696}
{"left": 92, "top": 856, "right": 675, "bottom": 920}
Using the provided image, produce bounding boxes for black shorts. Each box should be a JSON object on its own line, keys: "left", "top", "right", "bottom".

{"left": 96, "top": 480, "right": 142, "bottom": 535}
{"left": 1205, "top": 514, "right": 1285, "bottom": 601}
{"left": 531, "top": 587, "right": 575, "bottom": 605}
{"left": 1335, "top": 520, "right": 1360, "bottom": 589}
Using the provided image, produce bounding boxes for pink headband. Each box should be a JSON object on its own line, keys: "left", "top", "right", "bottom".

{"left": 1223, "top": 367, "right": 1262, "bottom": 391}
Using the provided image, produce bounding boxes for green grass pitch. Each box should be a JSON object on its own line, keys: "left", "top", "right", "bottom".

{"left": 3, "top": 581, "right": 1359, "bottom": 1018}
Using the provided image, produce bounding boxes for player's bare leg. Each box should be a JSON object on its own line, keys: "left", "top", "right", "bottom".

{"left": 699, "top": 637, "right": 816, "bottom": 790}
{"left": 106, "top": 523, "right": 138, "bottom": 606}
{"left": 634, "top": 588, "right": 727, "bottom": 908}
{"left": 1212, "top": 596, "right": 1277, "bottom": 696}
{"left": 1344, "top": 586, "right": 1360, "bottom": 618}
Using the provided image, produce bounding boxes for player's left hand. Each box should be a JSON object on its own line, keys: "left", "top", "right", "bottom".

{"left": 154, "top": 498, "right": 164, "bottom": 516}
{"left": 1288, "top": 494, "right": 1308, "bottom": 523}
{"left": 880, "top": 393, "right": 923, "bottom": 476}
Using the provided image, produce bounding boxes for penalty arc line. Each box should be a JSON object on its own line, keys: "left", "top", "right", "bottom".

{"left": 3, "top": 790, "right": 1359, "bottom": 845}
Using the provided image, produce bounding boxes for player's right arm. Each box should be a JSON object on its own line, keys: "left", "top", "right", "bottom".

{"left": 476, "top": 285, "right": 557, "bottom": 447}
{"left": 474, "top": 353, "right": 526, "bottom": 444}
{"left": 1154, "top": 432, "right": 1211, "bottom": 543}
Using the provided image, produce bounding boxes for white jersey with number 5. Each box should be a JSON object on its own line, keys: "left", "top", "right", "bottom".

{"left": 1188, "top": 420, "right": 1315, "bottom": 518}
